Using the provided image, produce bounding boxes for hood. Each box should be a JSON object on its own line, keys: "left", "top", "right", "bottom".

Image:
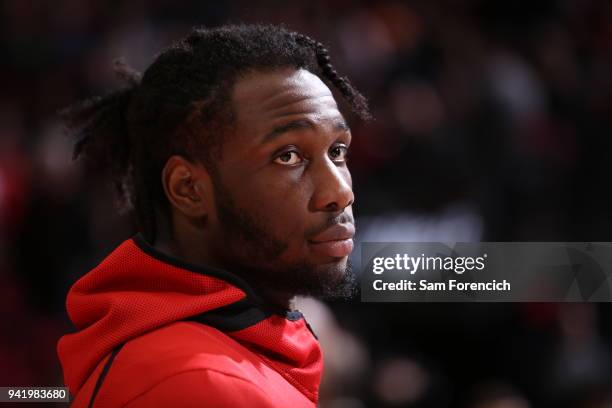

{"left": 57, "top": 234, "right": 323, "bottom": 403}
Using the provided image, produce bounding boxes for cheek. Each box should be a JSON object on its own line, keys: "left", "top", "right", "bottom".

{"left": 234, "top": 172, "right": 311, "bottom": 236}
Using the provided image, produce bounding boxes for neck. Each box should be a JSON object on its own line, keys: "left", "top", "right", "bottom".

{"left": 244, "top": 283, "right": 294, "bottom": 312}
{"left": 151, "top": 230, "right": 293, "bottom": 312}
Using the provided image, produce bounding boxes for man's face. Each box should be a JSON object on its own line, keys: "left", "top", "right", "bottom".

{"left": 205, "top": 67, "right": 356, "bottom": 300}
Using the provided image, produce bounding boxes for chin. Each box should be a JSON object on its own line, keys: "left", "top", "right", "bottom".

{"left": 316, "top": 258, "right": 351, "bottom": 282}
{"left": 311, "top": 259, "right": 356, "bottom": 300}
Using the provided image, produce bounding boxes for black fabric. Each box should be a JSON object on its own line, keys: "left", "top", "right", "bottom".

{"left": 189, "top": 298, "right": 272, "bottom": 332}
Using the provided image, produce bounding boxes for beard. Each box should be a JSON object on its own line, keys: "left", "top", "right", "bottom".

{"left": 210, "top": 176, "right": 356, "bottom": 302}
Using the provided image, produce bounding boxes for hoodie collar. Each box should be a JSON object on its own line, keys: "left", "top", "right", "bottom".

{"left": 58, "top": 235, "right": 322, "bottom": 403}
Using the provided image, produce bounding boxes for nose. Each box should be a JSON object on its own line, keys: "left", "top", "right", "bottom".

{"left": 310, "top": 159, "right": 354, "bottom": 213}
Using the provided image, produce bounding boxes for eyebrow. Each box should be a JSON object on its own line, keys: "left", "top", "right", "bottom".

{"left": 262, "top": 119, "right": 350, "bottom": 144}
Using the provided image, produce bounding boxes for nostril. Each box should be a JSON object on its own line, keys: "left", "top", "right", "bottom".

{"left": 325, "top": 202, "right": 339, "bottom": 212}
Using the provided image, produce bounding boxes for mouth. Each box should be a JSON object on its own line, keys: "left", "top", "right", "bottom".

{"left": 307, "top": 223, "right": 355, "bottom": 258}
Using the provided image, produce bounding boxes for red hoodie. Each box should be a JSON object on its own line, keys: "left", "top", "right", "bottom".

{"left": 57, "top": 235, "right": 323, "bottom": 407}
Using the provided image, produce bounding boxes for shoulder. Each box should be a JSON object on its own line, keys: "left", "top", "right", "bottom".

{"left": 122, "top": 368, "right": 276, "bottom": 408}
{"left": 115, "top": 321, "right": 266, "bottom": 381}
{"left": 94, "top": 322, "right": 279, "bottom": 406}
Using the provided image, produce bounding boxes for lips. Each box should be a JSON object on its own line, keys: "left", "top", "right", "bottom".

{"left": 308, "top": 223, "right": 355, "bottom": 258}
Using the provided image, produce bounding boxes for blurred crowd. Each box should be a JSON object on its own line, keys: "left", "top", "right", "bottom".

{"left": 1, "top": 0, "right": 612, "bottom": 407}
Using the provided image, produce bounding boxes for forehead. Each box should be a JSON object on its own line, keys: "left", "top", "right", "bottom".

{"left": 231, "top": 67, "right": 342, "bottom": 132}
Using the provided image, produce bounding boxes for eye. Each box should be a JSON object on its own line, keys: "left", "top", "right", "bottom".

{"left": 329, "top": 145, "right": 349, "bottom": 163}
{"left": 274, "top": 150, "right": 303, "bottom": 166}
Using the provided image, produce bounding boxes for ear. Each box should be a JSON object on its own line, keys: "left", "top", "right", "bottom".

{"left": 161, "top": 155, "right": 211, "bottom": 218}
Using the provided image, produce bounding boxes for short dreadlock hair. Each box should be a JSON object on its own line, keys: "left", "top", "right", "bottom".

{"left": 62, "top": 24, "right": 370, "bottom": 242}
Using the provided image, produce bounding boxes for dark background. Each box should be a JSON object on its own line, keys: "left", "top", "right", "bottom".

{"left": 1, "top": 1, "right": 612, "bottom": 407}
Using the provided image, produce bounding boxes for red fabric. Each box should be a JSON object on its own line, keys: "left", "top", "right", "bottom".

{"left": 57, "top": 238, "right": 323, "bottom": 407}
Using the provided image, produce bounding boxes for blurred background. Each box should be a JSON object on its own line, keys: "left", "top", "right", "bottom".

{"left": 1, "top": 0, "right": 612, "bottom": 407}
